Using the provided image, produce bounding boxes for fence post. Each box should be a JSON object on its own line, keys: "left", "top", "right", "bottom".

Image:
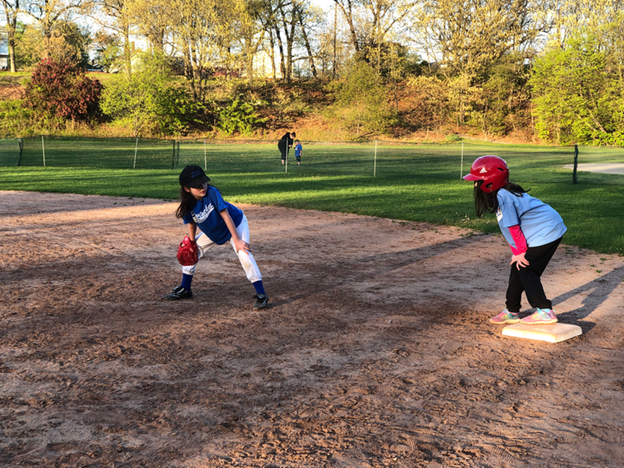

{"left": 171, "top": 139, "right": 176, "bottom": 169}
{"left": 374, "top": 140, "right": 377, "bottom": 177}
{"left": 460, "top": 141, "right": 464, "bottom": 180}
{"left": 42, "top": 135, "right": 46, "bottom": 167}
{"left": 18, "top": 138, "right": 23, "bottom": 166}
{"left": 177, "top": 140, "right": 180, "bottom": 167}
{"left": 204, "top": 138, "right": 207, "bottom": 170}
{"left": 133, "top": 136, "right": 139, "bottom": 169}
{"left": 573, "top": 144, "right": 578, "bottom": 184}
{"left": 285, "top": 143, "right": 288, "bottom": 174}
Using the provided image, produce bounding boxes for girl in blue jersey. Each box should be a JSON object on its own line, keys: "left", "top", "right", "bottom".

{"left": 464, "top": 156, "right": 566, "bottom": 325}
{"left": 165, "top": 165, "right": 268, "bottom": 309}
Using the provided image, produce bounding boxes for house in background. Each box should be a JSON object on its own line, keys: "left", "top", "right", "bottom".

{"left": 0, "top": 34, "right": 8, "bottom": 70}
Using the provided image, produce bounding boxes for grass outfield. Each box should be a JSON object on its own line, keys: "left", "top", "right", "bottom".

{"left": 0, "top": 141, "right": 623, "bottom": 254}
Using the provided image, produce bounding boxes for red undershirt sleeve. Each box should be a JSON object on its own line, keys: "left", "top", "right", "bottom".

{"left": 508, "top": 224, "right": 528, "bottom": 255}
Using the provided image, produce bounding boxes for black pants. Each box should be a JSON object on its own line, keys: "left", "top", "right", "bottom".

{"left": 506, "top": 237, "right": 562, "bottom": 312}
{"left": 278, "top": 142, "right": 288, "bottom": 161}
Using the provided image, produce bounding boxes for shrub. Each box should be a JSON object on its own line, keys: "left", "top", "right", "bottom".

{"left": 23, "top": 58, "right": 102, "bottom": 124}
{"left": 0, "top": 100, "right": 38, "bottom": 137}
{"left": 218, "top": 95, "right": 267, "bottom": 136}
{"left": 100, "top": 52, "right": 203, "bottom": 137}
{"left": 328, "top": 61, "right": 396, "bottom": 138}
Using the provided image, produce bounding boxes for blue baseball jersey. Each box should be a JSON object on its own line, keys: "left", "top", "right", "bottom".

{"left": 496, "top": 189, "right": 566, "bottom": 249}
{"left": 183, "top": 186, "right": 244, "bottom": 245}
{"left": 294, "top": 143, "right": 302, "bottom": 156}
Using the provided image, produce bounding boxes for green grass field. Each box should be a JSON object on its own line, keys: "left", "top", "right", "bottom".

{"left": 1, "top": 140, "right": 623, "bottom": 254}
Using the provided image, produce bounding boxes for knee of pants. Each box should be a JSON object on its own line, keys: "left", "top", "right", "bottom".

{"left": 238, "top": 251, "right": 262, "bottom": 283}
{"left": 182, "top": 264, "right": 197, "bottom": 275}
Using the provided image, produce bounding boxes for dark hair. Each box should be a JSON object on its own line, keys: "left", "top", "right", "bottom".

{"left": 174, "top": 183, "right": 216, "bottom": 219}
{"left": 175, "top": 187, "right": 197, "bottom": 219}
{"left": 473, "top": 181, "right": 529, "bottom": 217}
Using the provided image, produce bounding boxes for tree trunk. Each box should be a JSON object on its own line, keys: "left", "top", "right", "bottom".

{"left": 298, "top": 10, "right": 317, "bottom": 78}
{"left": 268, "top": 30, "right": 277, "bottom": 80}
{"left": 8, "top": 17, "right": 17, "bottom": 72}
{"left": 334, "top": 0, "right": 360, "bottom": 54}
{"left": 123, "top": 23, "right": 132, "bottom": 76}
{"left": 275, "top": 26, "right": 286, "bottom": 80}
{"left": 285, "top": 10, "right": 296, "bottom": 82}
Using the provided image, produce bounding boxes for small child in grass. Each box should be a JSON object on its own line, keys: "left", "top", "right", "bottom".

{"left": 294, "top": 140, "right": 302, "bottom": 165}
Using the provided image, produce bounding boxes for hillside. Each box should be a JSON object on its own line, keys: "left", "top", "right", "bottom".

{"left": 0, "top": 71, "right": 534, "bottom": 144}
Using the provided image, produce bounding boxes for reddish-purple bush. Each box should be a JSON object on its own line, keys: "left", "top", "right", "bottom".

{"left": 24, "top": 58, "right": 103, "bottom": 122}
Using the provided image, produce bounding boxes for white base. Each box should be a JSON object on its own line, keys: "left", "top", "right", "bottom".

{"left": 502, "top": 322, "right": 582, "bottom": 343}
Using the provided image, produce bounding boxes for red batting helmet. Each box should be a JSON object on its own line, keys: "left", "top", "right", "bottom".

{"left": 463, "top": 155, "right": 509, "bottom": 193}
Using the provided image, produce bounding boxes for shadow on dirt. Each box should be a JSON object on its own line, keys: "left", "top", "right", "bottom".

{"left": 553, "top": 265, "right": 624, "bottom": 332}
{"left": 272, "top": 233, "right": 493, "bottom": 308}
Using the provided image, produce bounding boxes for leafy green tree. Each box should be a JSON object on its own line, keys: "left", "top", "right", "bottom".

{"left": 12, "top": 21, "right": 43, "bottom": 69}
{"left": 100, "top": 52, "right": 202, "bottom": 136}
{"left": 469, "top": 54, "right": 532, "bottom": 138}
{"left": 92, "top": 30, "right": 121, "bottom": 71}
{"left": 47, "top": 19, "right": 92, "bottom": 67}
{"left": 218, "top": 95, "right": 267, "bottom": 135}
{"left": 530, "top": 31, "right": 620, "bottom": 145}
{"left": 329, "top": 60, "right": 396, "bottom": 137}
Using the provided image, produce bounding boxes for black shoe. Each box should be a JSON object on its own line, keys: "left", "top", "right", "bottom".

{"left": 253, "top": 294, "right": 268, "bottom": 309}
{"left": 164, "top": 286, "right": 192, "bottom": 300}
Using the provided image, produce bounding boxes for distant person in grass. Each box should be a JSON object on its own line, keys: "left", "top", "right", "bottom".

{"left": 294, "top": 139, "right": 303, "bottom": 165}
{"left": 464, "top": 155, "right": 567, "bottom": 326}
{"left": 278, "top": 131, "right": 296, "bottom": 165}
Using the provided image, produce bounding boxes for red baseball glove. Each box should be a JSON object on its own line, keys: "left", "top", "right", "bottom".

{"left": 177, "top": 236, "right": 198, "bottom": 266}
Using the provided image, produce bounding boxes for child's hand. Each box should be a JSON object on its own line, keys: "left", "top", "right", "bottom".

{"left": 234, "top": 238, "right": 250, "bottom": 254}
{"left": 510, "top": 252, "right": 529, "bottom": 269}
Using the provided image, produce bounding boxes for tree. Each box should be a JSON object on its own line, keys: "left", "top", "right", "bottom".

{"left": 530, "top": 31, "right": 620, "bottom": 145}
{"left": 23, "top": 57, "right": 102, "bottom": 123}
{"left": 100, "top": 52, "right": 201, "bottom": 136}
{"left": 1, "top": 0, "right": 22, "bottom": 72}
{"left": 330, "top": 60, "right": 396, "bottom": 137}
{"left": 23, "top": 0, "right": 93, "bottom": 55}
{"left": 91, "top": 30, "right": 122, "bottom": 72}
{"left": 46, "top": 19, "right": 91, "bottom": 66}
{"left": 333, "top": 0, "right": 415, "bottom": 68}
{"left": 91, "top": 0, "right": 134, "bottom": 74}
{"left": 125, "top": 0, "right": 172, "bottom": 52}
{"left": 166, "top": 0, "right": 239, "bottom": 102}
{"left": 414, "top": 0, "right": 553, "bottom": 79}
{"left": 233, "top": 0, "right": 270, "bottom": 82}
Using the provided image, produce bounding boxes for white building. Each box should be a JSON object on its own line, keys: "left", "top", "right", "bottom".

{"left": 0, "top": 35, "right": 8, "bottom": 70}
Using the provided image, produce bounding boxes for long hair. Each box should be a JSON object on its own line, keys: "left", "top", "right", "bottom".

{"left": 175, "top": 186, "right": 198, "bottom": 219}
{"left": 473, "top": 181, "right": 529, "bottom": 217}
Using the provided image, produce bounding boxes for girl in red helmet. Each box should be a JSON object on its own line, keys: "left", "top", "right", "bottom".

{"left": 464, "top": 155, "right": 567, "bottom": 325}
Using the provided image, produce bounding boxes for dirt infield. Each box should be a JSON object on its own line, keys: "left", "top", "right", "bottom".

{"left": 1, "top": 191, "right": 623, "bottom": 468}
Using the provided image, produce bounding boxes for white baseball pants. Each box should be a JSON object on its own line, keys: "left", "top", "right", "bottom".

{"left": 181, "top": 215, "right": 262, "bottom": 283}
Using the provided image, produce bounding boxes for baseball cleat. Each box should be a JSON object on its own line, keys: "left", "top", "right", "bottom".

{"left": 490, "top": 309, "right": 520, "bottom": 324}
{"left": 520, "top": 308, "right": 557, "bottom": 325}
{"left": 164, "top": 286, "right": 193, "bottom": 300}
{"left": 253, "top": 294, "right": 268, "bottom": 309}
